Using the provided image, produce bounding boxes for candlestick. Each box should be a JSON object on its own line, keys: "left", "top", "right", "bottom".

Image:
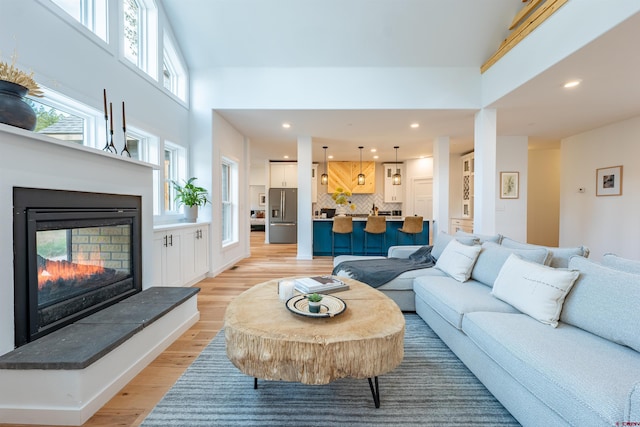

{"left": 103, "top": 89, "right": 108, "bottom": 119}
{"left": 109, "top": 102, "right": 113, "bottom": 132}
{"left": 122, "top": 101, "right": 126, "bottom": 133}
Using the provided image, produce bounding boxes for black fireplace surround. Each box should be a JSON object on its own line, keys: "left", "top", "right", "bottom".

{"left": 13, "top": 187, "right": 142, "bottom": 347}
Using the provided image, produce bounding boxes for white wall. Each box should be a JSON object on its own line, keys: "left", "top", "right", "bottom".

{"left": 528, "top": 147, "right": 560, "bottom": 246}
{"left": 0, "top": 1, "right": 190, "bottom": 152}
{"left": 495, "top": 136, "right": 528, "bottom": 242}
{"left": 403, "top": 157, "right": 434, "bottom": 216}
{"left": 560, "top": 116, "right": 640, "bottom": 261}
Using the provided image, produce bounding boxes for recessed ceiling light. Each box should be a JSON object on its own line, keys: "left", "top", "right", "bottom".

{"left": 283, "top": 155, "right": 289, "bottom": 159}
{"left": 328, "top": 155, "right": 334, "bottom": 159}
{"left": 282, "top": 123, "right": 291, "bottom": 128}
{"left": 563, "top": 80, "right": 581, "bottom": 88}
{"left": 373, "top": 155, "right": 379, "bottom": 159}
{"left": 370, "top": 148, "right": 377, "bottom": 153}
{"left": 410, "top": 123, "right": 420, "bottom": 128}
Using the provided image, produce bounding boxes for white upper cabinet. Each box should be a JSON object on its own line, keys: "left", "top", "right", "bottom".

{"left": 270, "top": 162, "right": 298, "bottom": 188}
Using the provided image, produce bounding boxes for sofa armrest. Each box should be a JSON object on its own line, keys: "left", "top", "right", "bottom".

{"left": 628, "top": 381, "right": 640, "bottom": 422}
{"left": 387, "top": 245, "right": 423, "bottom": 259}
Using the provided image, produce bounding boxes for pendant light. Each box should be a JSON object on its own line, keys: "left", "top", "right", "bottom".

{"left": 357, "top": 146, "right": 365, "bottom": 185}
{"left": 321, "top": 146, "right": 329, "bottom": 185}
{"left": 392, "top": 146, "right": 402, "bottom": 185}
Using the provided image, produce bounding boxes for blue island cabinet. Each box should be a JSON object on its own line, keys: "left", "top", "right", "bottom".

{"left": 313, "top": 218, "right": 430, "bottom": 256}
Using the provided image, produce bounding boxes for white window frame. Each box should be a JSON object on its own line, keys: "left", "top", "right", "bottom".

{"left": 162, "top": 32, "right": 187, "bottom": 101}
{"left": 122, "top": 0, "right": 158, "bottom": 80}
{"left": 222, "top": 157, "right": 238, "bottom": 246}
{"left": 160, "top": 141, "right": 187, "bottom": 217}
{"left": 45, "top": 0, "right": 109, "bottom": 42}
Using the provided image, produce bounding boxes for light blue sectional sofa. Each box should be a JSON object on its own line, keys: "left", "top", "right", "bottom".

{"left": 335, "top": 233, "right": 640, "bottom": 426}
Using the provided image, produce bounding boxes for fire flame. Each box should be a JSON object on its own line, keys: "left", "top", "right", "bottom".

{"left": 38, "top": 260, "right": 106, "bottom": 290}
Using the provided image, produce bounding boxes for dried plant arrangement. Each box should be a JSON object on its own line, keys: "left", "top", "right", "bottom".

{"left": 0, "top": 51, "right": 43, "bottom": 97}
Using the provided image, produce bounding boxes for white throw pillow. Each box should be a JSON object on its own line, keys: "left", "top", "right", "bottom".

{"left": 435, "top": 239, "right": 482, "bottom": 282}
{"left": 491, "top": 254, "right": 580, "bottom": 327}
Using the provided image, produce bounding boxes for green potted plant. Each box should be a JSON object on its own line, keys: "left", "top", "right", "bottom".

{"left": 172, "top": 177, "right": 210, "bottom": 222}
{"left": 307, "top": 293, "right": 323, "bottom": 313}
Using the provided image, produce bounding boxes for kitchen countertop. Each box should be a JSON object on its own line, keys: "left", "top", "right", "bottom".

{"left": 313, "top": 216, "right": 407, "bottom": 221}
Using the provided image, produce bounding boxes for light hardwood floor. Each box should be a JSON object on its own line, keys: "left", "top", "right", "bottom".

{"left": 2, "top": 232, "right": 333, "bottom": 427}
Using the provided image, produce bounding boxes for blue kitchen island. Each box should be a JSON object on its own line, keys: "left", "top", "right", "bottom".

{"left": 313, "top": 217, "right": 430, "bottom": 256}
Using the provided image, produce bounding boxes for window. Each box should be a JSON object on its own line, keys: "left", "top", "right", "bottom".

{"left": 123, "top": 0, "right": 158, "bottom": 79}
{"left": 222, "top": 158, "right": 238, "bottom": 245}
{"left": 50, "top": 0, "right": 108, "bottom": 41}
{"left": 28, "top": 88, "right": 98, "bottom": 147}
{"left": 162, "top": 142, "right": 186, "bottom": 215}
{"left": 162, "top": 33, "right": 187, "bottom": 101}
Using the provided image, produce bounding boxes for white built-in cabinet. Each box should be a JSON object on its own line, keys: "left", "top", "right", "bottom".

{"left": 461, "top": 152, "right": 474, "bottom": 219}
{"left": 152, "top": 223, "right": 210, "bottom": 287}
{"left": 312, "top": 164, "right": 318, "bottom": 203}
{"left": 383, "top": 163, "right": 405, "bottom": 203}
{"left": 270, "top": 162, "right": 298, "bottom": 188}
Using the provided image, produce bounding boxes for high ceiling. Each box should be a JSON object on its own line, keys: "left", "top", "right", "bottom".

{"left": 161, "top": 0, "right": 640, "bottom": 164}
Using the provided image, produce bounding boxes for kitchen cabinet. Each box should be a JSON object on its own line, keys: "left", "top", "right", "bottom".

{"left": 152, "top": 230, "right": 182, "bottom": 287}
{"left": 327, "top": 161, "right": 375, "bottom": 194}
{"left": 383, "top": 163, "right": 404, "bottom": 202}
{"left": 152, "top": 223, "right": 210, "bottom": 287}
{"left": 450, "top": 218, "right": 473, "bottom": 233}
{"left": 182, "top": 225, "right": 210, "bottom": 286}
{"left": 461, "top": 152, "right": 474, "bottom": 218}
{"left": 270, "top": 162, "right": 297, "bottom": 188}
{"left": 311, "top": 164, "right": 318, "bottom": 203}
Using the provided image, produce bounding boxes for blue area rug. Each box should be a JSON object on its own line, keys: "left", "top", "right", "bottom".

{"left": 142, "top": 314, "right": 519, "bottom": 426}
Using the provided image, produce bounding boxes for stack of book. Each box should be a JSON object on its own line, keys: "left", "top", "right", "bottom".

{"left": 294, "top": 276, "right": 350, "bottom": 294}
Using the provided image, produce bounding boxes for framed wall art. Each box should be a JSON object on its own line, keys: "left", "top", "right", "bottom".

{"left": 500, "top": 172, "right": 519, "bottom": 199}
{"left": 259, "top": 193, "right": 266, "bottom": 205}
{"left": 596, "top": 165, "right": 623, "bottom": 196}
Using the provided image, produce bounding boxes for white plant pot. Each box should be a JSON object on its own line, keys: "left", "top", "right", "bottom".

{"left": 184, "top": 205, "right": 198, "bottom": 223}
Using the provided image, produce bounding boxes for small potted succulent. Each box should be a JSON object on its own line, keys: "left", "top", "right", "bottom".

{"left": 307, "top": 293, "right": 323, "bottom": 313}
{"left": 172, "top": 177, "right": 210, "bottom": 222}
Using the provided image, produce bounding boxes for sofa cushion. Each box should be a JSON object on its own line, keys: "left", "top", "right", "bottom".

{"left": 431, "top": 232, "right": 478, "bottom": 260}
{"left": 562, "top": 256, "right": 640, "bottom": 353}
{"left": 462, "top": 311, "right": 640, "bottom": 427}
{"left": 413, "top": 276, "right": 518, "bottom": 330}
{"left": 491, "top": 254, "right": 580, "bottom": 327}
{"left": 455, "top": 230, "right": 503, "bottom": 244}
{"left": 601, "top": 253, "right": 640, "bottom": 275}
{"left": 500, "top": 237, "right": 589, "bottom": 268}
{"left": 435, "top": 239, "right": 482, "bottom": 282}
{"left": 471, "top": 242, "right": 550, "bottom": 288}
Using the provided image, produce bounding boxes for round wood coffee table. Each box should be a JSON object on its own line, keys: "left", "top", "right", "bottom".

{"left": 224, "top": 277, "right": 405, "bottom": 408}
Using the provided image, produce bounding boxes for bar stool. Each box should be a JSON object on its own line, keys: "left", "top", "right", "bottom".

{"left": 364, "top": 216, "right": 387, "bottom": 255}
{"left": 332, "top": 216, "right": 353, "bottom": 257}
{"left": 397, "top": 216, "right": 424, "bottom": 245}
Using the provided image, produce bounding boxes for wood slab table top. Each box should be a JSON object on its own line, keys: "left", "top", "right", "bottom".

{"left": 224, "top": 277, "right": 405, "bottom": 385}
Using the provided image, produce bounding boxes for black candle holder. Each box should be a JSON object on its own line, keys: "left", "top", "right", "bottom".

{"left": 121, "top": 128, "right": 131, "bottom": 157}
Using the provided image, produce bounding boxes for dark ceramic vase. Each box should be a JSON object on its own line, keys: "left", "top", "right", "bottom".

{"left": 0, "top": 80, "right": 37, "bottom": 131}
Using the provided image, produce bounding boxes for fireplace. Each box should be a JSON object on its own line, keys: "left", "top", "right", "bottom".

{"left": 13, "top": 187, "right": 142, "bottom": 347}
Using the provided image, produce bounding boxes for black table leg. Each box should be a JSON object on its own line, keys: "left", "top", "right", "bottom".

{"left": 367, "top": 376, "right": 380, "bottom": 408}
{"left": 254, "top": 377, "right": 258, "bottom": 389}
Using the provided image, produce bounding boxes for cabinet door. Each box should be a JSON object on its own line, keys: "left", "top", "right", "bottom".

{"left": 183, "top": 225, "right": 209, "bottom": 285}
{"left": 384, "top": 163, "right": 404, "bottom": 202}
{"left": 152, "top": 233, "right": 166, "bottom": 286}
{"left": 152, "top": 231, "right": 182, "bottom": 287}
{"left": 270, "top": 163, "right": 298, "bottom": 188}
{"left": 194, "top": 226, "right": 209, "bottom": 276}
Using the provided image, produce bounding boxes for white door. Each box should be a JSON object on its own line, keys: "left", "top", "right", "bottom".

{"left": 413, "top": 178, "right": 433, "bottom": 220}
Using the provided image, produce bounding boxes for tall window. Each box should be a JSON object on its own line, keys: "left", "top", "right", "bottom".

{"left": 50, "top": 0, "right": 108, "bottom": 41}
{"left": 222, "top": 158, "right": 237, "bottom": 245}
{"left": 162, "top": 33, "right": 187, "bottom": 101}
{"left": 123, "top": 0, "right": 158, "bottom": 78}
{"left": 163, "top": 142, "right": 186, "bottom": 214}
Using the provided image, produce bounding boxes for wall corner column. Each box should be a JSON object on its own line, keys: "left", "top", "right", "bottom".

{"left": 297, "top": 136, "right": 313, "bottom": 260}
{"left": 474, "top": 109, "right": 497, "bottom": 234}
{"left": 433, "top": 136, "right": 450, "bottom": 237}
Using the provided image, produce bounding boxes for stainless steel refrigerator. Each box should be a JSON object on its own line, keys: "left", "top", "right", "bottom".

{"left": 268, "top": 188, "right": 297, "bottom": 243}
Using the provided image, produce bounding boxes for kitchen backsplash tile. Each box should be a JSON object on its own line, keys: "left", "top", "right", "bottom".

{"left": 314, "top": 193, "right": 401, "bottom": 215}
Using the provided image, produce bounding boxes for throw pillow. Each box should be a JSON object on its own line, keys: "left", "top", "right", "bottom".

{"left": 491, "top": 254, "right": 580, "bottom": 327}
{"left": 435, "top": 239, "right": 482, "bottom": 282}
{"left": 471, "top": 242, "right": 550, "bottom": 288}
{"left": 601, "top": 253, "right": 640, "bottom": 275}
{"left": 431, "top": 232, "right": 478, "bottom": 260}
{"left": 562, "top": 256, "right": 640, "bottom": 352}
{"left": 500, "top": 237, "right": 589, "bottom": 268}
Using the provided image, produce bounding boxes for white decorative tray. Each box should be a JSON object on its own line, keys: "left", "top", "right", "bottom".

{"left": 285, "top": 294, "right": 347, "bottom": 318}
